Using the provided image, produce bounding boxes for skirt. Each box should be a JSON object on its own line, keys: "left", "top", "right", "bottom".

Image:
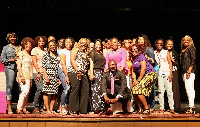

{"left": 132, "top": 72, "right": 157, "bottom": 97}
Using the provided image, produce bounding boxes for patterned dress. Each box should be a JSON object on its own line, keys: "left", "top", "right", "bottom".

{"left": 42, "top": 52, "right": 60, "bottom": 94}
{"left": 132, "top": 54, "right": 157, "bottom": 96}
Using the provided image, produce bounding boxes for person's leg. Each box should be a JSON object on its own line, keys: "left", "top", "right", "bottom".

{"left": 138, "top": 95, "right": 149, "bottom": 109}
{"left": 33, "top": 73, "right": 43, "bottom": 111}
{"left": 133, "top": 94, "right": 142, "bottom": 109}
{"left": 50, "top": 94, "right": 56, "bottom": 112}
{"left": 79, "top": 75, "right": 89, "bottom": 114}
{"left": 158, "top": 75, "right": 165, "bottom": 110}
{"left": 165, "top": 76, "right": 174, "bottom": 110}
{"left": 43, "top": 93, "right": 50, "bottom": 112}
{"left": 184, "top": 73, "right": 195, "bottom": 108}
{"left": 91, "top": 69, "right": 104, "bottom": 112}
{"left": 17, "top": 79, "right": 31, "bottom": 112}
{"left": 5, "top": 68, "right": 16, "bottom": 113}
{"left": 68, "top": 72, "right": 80, "bottom": 113}
{"left": 58, "top": 67, "right": 70, "bottom": 111}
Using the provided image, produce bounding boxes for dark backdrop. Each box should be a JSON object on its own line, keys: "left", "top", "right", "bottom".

{"left": 0, "top": 0, "right": 200, "bottom": 102}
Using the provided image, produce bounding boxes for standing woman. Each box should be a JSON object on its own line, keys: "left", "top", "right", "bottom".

{"left": 42, "top": 40, "right": 60, "bottom": 114}
{"left": 31, "top": 36, "right": 47, "bottom": 114}
{"left": 68, "top": 38, "right": 90, "bottom": 114}
{"left": 137, "top": 34, "right": 155, "bottom": 111}
{"left": 58, "top": 37, "right": 74, "bottom": 114}
{"left": 165, "top": 38, "right": 181, "bottom": 111}
{"left": 1, "top": 32, "right": 21, "bottom": 114}
{"left": 16, "top": 37, "right": 34, "bottom": 114}
{"left": 89, "top": 39, "right": 106, "bottom": 114}
{"left": 130, "top": 44, "right": 157, "bottom": 114}
{"left": 180, "top": 35, "right": 196, "bottom": 114}
{"left": 105, "top": 37, "right": 128, "bottom": 74}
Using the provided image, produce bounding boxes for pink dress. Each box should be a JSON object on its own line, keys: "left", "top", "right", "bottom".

{"left": 105, "top": 48, "right": 128, "bottom": 73}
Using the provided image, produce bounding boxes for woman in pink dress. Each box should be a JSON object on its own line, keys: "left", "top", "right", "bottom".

{"left": 105, "top": 37, "right": 128, "bottom": 73}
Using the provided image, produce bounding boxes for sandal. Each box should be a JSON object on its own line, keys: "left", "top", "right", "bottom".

{"left": 16, "top": 109, "right": 23, "bottom": 114}
{"left": 143, "top": 109, "right": 150, "bottom": 115}
{"left": 159, "top": 109, "right": 165, "bottom": 113}
{"left": 23, "top": 110, "right": 30, "bottom": 114}
{"left": 60, "top": 108, "right": 68, "bottom": 115}
{"left": 170, "top": 109, "right": 177, "bottom": 114}
{"left": 185, "top": 107, "right": 195, "bottom": 114}
{"left": 137, "top": 109, "right": 143, "bottom": 114}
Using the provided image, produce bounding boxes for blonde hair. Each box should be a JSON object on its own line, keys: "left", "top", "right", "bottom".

{"left": 76, "top": 38, "right": 91, "bottom": 54}
{"left": 181, "top": 35, "right": 195, "bottom": 50}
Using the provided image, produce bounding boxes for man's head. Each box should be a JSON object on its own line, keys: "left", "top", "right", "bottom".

{"left": 108, "top": 60, "right": 117, "bottom": 72}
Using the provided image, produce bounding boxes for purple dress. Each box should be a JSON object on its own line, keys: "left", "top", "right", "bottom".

{"left": 132, "top": 54, "right": 157, "bottom": 96}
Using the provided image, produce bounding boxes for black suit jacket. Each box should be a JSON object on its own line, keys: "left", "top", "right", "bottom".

{"left": 101, "top": 70, "right": 131, "bottom": 99}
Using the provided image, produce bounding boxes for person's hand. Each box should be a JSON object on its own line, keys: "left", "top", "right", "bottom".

{"left": 77, "top": 71, "right": 82, "bottom": 80}
{"left": 89, "top": 74, "right": 95, "bottom": 81}
{"left": 104, "top": 94, "right": 110, "bottom": 104}
{"left": 35, "top": 73, "right": 42, "bottom": 82}
{"left": 46, "top": 77, "right": 50, "bottom": 85}
{"left": 171, "top": 58, "right": 175, "bottom": 63}
{"left": 104, "top": 68, "right": 109, "bottom": 73}
{"left": 168, "top": 75, "right": 172, "bottom": 82}
{"left": 186, "top": 72, "right": 191, "bottom": 79}
{"left": 110, "top": 98, "right": 119, "bottom": 104}
{"left": 132, "top": 80, "right": 139, "bottom": 88}
{"left": 20, "top": 76, "right": 26, "bottom": 85}
{"left": 66, "top": 76, "right": 70, "bottom": 85}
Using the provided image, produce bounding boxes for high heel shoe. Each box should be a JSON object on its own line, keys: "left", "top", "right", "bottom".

{"left": 185, "top": 107, "right": 195, "bottom": 114}
{"left": 142, "top": 109, "right": 150, "bottom": 115}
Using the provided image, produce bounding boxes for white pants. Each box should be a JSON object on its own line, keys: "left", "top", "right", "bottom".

{"left": 182, "top": 73, "right": 195, "bottom": 107}
{"left": 17, "top": 79, "right": 32, "bottom": 110}
{"left": 158, "top": 74, "right": 174, "bottom": 109}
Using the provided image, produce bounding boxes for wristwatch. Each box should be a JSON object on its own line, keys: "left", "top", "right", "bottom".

{"left": 37, "top": 71, "right": 41, "bottom": 74}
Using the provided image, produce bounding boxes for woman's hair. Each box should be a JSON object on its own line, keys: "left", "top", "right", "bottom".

{"left": 6, "top": 32, "right": 18, "bottom": 42}
{"left": 57, "top": 38, "right": 65, "bottom": 49}
{"left": 181, "top": 35, "right": 195, "bottom": 50}
{"left": 137, "top": 34, "right": 154, "bottom": 50}
{"left": 122, "top": 39, "right": 132, "bottom": 48}
{"left": 165, "top": 36, "right": 174, "bottom": 51}
{"left": 94, "top": 39, "right": 103, "bottom": 52}
{"left": 47, "top": 40, "right": 57, "bottom": 56}
{"left": 129, "top": 43, "right": 145, "bottom": 61}
{"left": 21, "top": 37, "right": 35, "bottom": 49}
{"left": 76, "top": 38, "right": 90, "bottom": 54}
{"left": 34, "top": 36, "right": 47, "bottom": 46}
{"left": 64, "top": 37, "right": 75, "bottom": 49}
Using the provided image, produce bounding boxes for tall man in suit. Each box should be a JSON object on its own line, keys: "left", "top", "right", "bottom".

{"left": 101, "top": 60, "right": 131, "bottom": 114}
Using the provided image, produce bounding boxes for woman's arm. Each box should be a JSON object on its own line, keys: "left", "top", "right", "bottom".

{"left": 60, "top": 53, "right": 70, "bottom": 84}
{"left": 120, "top": 48, "right": 127, "bottom": 70}
{"left": 137, "top": 60, "right": 146, "bottom": 81}
{"left": 16, "top": 52, "right": 25, "bottom": 84}
{"left": 167, "top": 51, "right": 173, "bottom": 82}
{"left": 70, "top": 47, "right": 79, "bottom": 71}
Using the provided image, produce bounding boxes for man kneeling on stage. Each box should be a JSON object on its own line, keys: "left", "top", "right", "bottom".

{"left": 101, "top": 60, "right": 131, "bottom": 115}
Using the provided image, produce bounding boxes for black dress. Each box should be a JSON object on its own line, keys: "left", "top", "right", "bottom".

{"left": 89, "top": 50, "right": 106, "bottom": 111}
{"left": 164, "top": 50, "right": 181, "bottom": 110}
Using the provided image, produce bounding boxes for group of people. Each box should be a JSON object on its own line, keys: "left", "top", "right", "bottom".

{"left": 1, "top": 32, "right": 196, "bottom": 115}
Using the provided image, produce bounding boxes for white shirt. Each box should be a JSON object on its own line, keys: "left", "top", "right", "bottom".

{"left": 59, "top": 49, "right": 71, "bottom": 69}
{"left": 154, "top": 49, "right": 170, "bottom": 75}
